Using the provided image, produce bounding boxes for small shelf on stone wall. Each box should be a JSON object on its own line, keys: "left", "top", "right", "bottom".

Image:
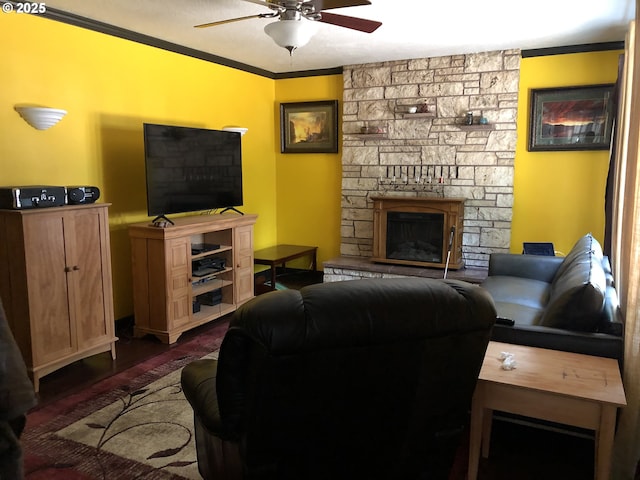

{"left": 458, "top": 124, "right": 495, "bottom": 131}
{"left": 348, "top": 133, "right": 388, "bottom": 139}
{"left": 397, "top": 112, "right": 436, "bottom": 118}
{"left": 348, "top": 124, "right": 388, "bottom": 139}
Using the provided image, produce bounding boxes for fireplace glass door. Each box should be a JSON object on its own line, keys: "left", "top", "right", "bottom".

{"left": 386, "top": 212, "right": 444, "bottom": 263}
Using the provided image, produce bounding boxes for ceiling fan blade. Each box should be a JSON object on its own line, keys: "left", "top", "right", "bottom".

{"left": 311, "top": 0, "right": 371, "bottom": 10}
{"left": 194, "top": 14, "right": 264, "bottom": 28}
{"left": 318, "top": 11, "right": 381, "bottom": 33}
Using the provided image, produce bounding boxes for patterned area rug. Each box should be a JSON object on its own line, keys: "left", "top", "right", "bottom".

{"left": 20, "top": 311, "right": 591, "bottom": 480}
{"left": 22, "top": 323, "right": 226, "bottom": 480}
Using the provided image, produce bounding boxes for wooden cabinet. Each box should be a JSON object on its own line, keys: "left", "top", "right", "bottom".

{"left": 129, "top": 214, "right": 257, "bottom": 344}
{"left": 0, "top": 204, "right": 117, "bottom": 392}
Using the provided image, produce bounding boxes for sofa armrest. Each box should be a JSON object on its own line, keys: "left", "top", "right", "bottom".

{"left": 599, "top": 285, "right": 624, "bottom": 336}
{"left": 491, "top": 323, "right": 624, "bottom": 364}
{"left": 488, "top": 253, "right": 564, "bottom": 283}
{"left": 181, "top": 359, "right": 236, "bottom": 440}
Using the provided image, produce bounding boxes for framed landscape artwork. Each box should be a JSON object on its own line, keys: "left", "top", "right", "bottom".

{"left": 280, "top": 100, "right": 339, "bottom": 153}
{"left": 528, "top": 84, "right": 615, "bottom": 151}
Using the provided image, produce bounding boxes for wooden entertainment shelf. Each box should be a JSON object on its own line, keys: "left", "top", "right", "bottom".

{"left": 129, "top": 213, "right": 257, "bottom": 344}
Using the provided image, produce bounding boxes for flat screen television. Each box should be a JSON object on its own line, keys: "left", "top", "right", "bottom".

{"left": 143, "top": 123, "right": 243, "bottom": 220}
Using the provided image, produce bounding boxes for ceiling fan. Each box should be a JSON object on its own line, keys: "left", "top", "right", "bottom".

{"left": 195, "top": 0, "right": 382, "bottom": 54}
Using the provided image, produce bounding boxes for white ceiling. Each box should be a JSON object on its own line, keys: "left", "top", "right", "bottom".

{"left": 43, "top": 0, "right": 634, "bottom": 75}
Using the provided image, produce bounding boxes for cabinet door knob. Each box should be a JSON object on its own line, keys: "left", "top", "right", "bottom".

{"left": 64, "top": 266, "right": 72, "bottom": 273}
{"left": 73, "top": 265, "right": 80, "bottom": 271}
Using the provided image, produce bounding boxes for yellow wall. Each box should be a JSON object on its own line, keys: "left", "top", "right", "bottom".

{"left": 274, "top": 77, "right": 344, "bottom": 269}
{"left": 0, "top": 13, "right": 278, "bottom": 319}
{"left": 512, "top": 50, "right": 622, "bottom": 255}
{"left": 0, "top": 12, "right": 623, "bottom": 320}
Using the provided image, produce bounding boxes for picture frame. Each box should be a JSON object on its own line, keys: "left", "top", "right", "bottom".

{"left": 280, "top": 100, "right": 339, "bottom": 153}
{"left": 528, "top": 84, "right": 615, "bottom": 151}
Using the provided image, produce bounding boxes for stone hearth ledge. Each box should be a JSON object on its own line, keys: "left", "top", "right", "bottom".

{"left": 323, "top": 256, "right": 488, "bottom": 284}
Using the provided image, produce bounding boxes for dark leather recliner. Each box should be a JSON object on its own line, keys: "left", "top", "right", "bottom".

{"left": 181, "top": 278, "right": 497, "bottom": 480}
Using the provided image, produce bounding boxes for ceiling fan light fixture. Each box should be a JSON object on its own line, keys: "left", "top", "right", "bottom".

{"left": 264, "top": 19, "right": 318, "bottom": 54}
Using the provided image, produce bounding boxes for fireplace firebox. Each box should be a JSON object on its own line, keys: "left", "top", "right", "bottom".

{"left": 372, "top": 196, "right": 465, "bottom": 269}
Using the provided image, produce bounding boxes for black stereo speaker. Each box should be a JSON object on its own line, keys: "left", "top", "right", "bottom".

{"left": 0, "top": 186, "right": 66, "bottom": 209}
{"left": 66, "top": 186, "right": 100, "bottom": 205}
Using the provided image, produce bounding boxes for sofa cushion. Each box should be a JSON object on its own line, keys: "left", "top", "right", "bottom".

{"left": 481, "top": 276, "right": 549, "bottom": 326}
{"left": 541, "top": 247, "right": 606, "bottom": 332}
{"left": 481, "top": 276, "right": 550, "bottom": 310}
{"left": 552, "top": 233, "right": 603, "bottom": 288}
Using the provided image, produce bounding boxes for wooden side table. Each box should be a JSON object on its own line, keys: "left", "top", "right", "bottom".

{"left": 468, "top": 342, "right": 626, "bottom": 480}
{"left": 254, "top": 244, "right": 317, "bottom": 291}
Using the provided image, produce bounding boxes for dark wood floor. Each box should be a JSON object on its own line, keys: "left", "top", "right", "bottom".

{"left": 33, "top": 316, "right": 223, "bottom": 408}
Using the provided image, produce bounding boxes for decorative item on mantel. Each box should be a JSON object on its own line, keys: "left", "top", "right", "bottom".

{"left": 465, "top": 112, "right": 474, "bottom": 125}
{"left": 396, "top": 103, "right": 435, "bottom": 117}
{"left": 377, "top": 165, "right": 458, "bottom": 194}
{"left": 359, "top": 123, "right": 387, "bottom": 135}
{"left": 459, "top": 110, "right": 492, "bottom": 128}
{"left": 417, "top": 102, "right": 432, "bottom": 113}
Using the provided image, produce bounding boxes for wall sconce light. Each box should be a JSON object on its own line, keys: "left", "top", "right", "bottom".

{"left": 15, "top": 105, "right": 67, "bottom": 130}
{"left": 222, "top": 126, "right": 248, "bottom": 136}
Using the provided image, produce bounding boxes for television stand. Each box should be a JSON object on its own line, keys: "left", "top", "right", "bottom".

{"left": 151, "top": 214, "right": 175, "bottom": 225}
{"left": 220, "top": 206, "right": 244, "bottom": 215}
{"left": 129, "top": 213, "right": 258, "bottom": 343}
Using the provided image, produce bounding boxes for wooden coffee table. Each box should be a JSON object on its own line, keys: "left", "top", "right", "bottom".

{"left": 468, "top": 342, "right": 626, "bottom": 480}
{"left": 254, "top": 244, "right": 317, "bottom": 291}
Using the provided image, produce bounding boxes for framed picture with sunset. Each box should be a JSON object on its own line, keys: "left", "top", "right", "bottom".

{"left": 280, "top": 100, "right": 339, "bottom": 153}
{"left": 528, "top": 84, "right": 615, "bottom": 151}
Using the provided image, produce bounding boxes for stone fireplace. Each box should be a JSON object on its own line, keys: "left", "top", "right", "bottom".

{"left": 338, "top": 49, "right": 520, "bottom": 271}
{"left": 371, "top": 196, "right": 465, "bottom": 270}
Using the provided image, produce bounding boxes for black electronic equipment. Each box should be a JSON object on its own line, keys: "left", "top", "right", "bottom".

{"left": 197, "top": 289, "right": 223, "bottom": 306}
{"left": 192, "top": 257, "right": 226, "bottom": 277}
{"left": 0, "top": 185, "right": 66, "bottom": 209}
{"left": 191, "top": 243, "right": 220, "bottom": 255}
{"left": 193, "top": 267, "right": 217, "bottom": 277}
{"left": 194, "top": 257, "right": 226, "bottom": 269}
{"left": 192, "top": 299, "right": 201, "bottom": 314}
{"left": 66, "top": 186, "right": 100, "bottom": 204}
{"left": 143, "top": 123, "right": 244, "bottom": 220}
{"left": 522, "top": 242, "right": 555, "bottom": 256}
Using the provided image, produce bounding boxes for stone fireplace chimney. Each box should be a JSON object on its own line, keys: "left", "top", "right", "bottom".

{"left": 340, "top": 50, "right": 520, "bottom": 269}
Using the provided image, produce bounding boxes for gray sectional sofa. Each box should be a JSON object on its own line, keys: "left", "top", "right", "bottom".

{"left": 481, "top": 234, "right": 624, "bottom": 363}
